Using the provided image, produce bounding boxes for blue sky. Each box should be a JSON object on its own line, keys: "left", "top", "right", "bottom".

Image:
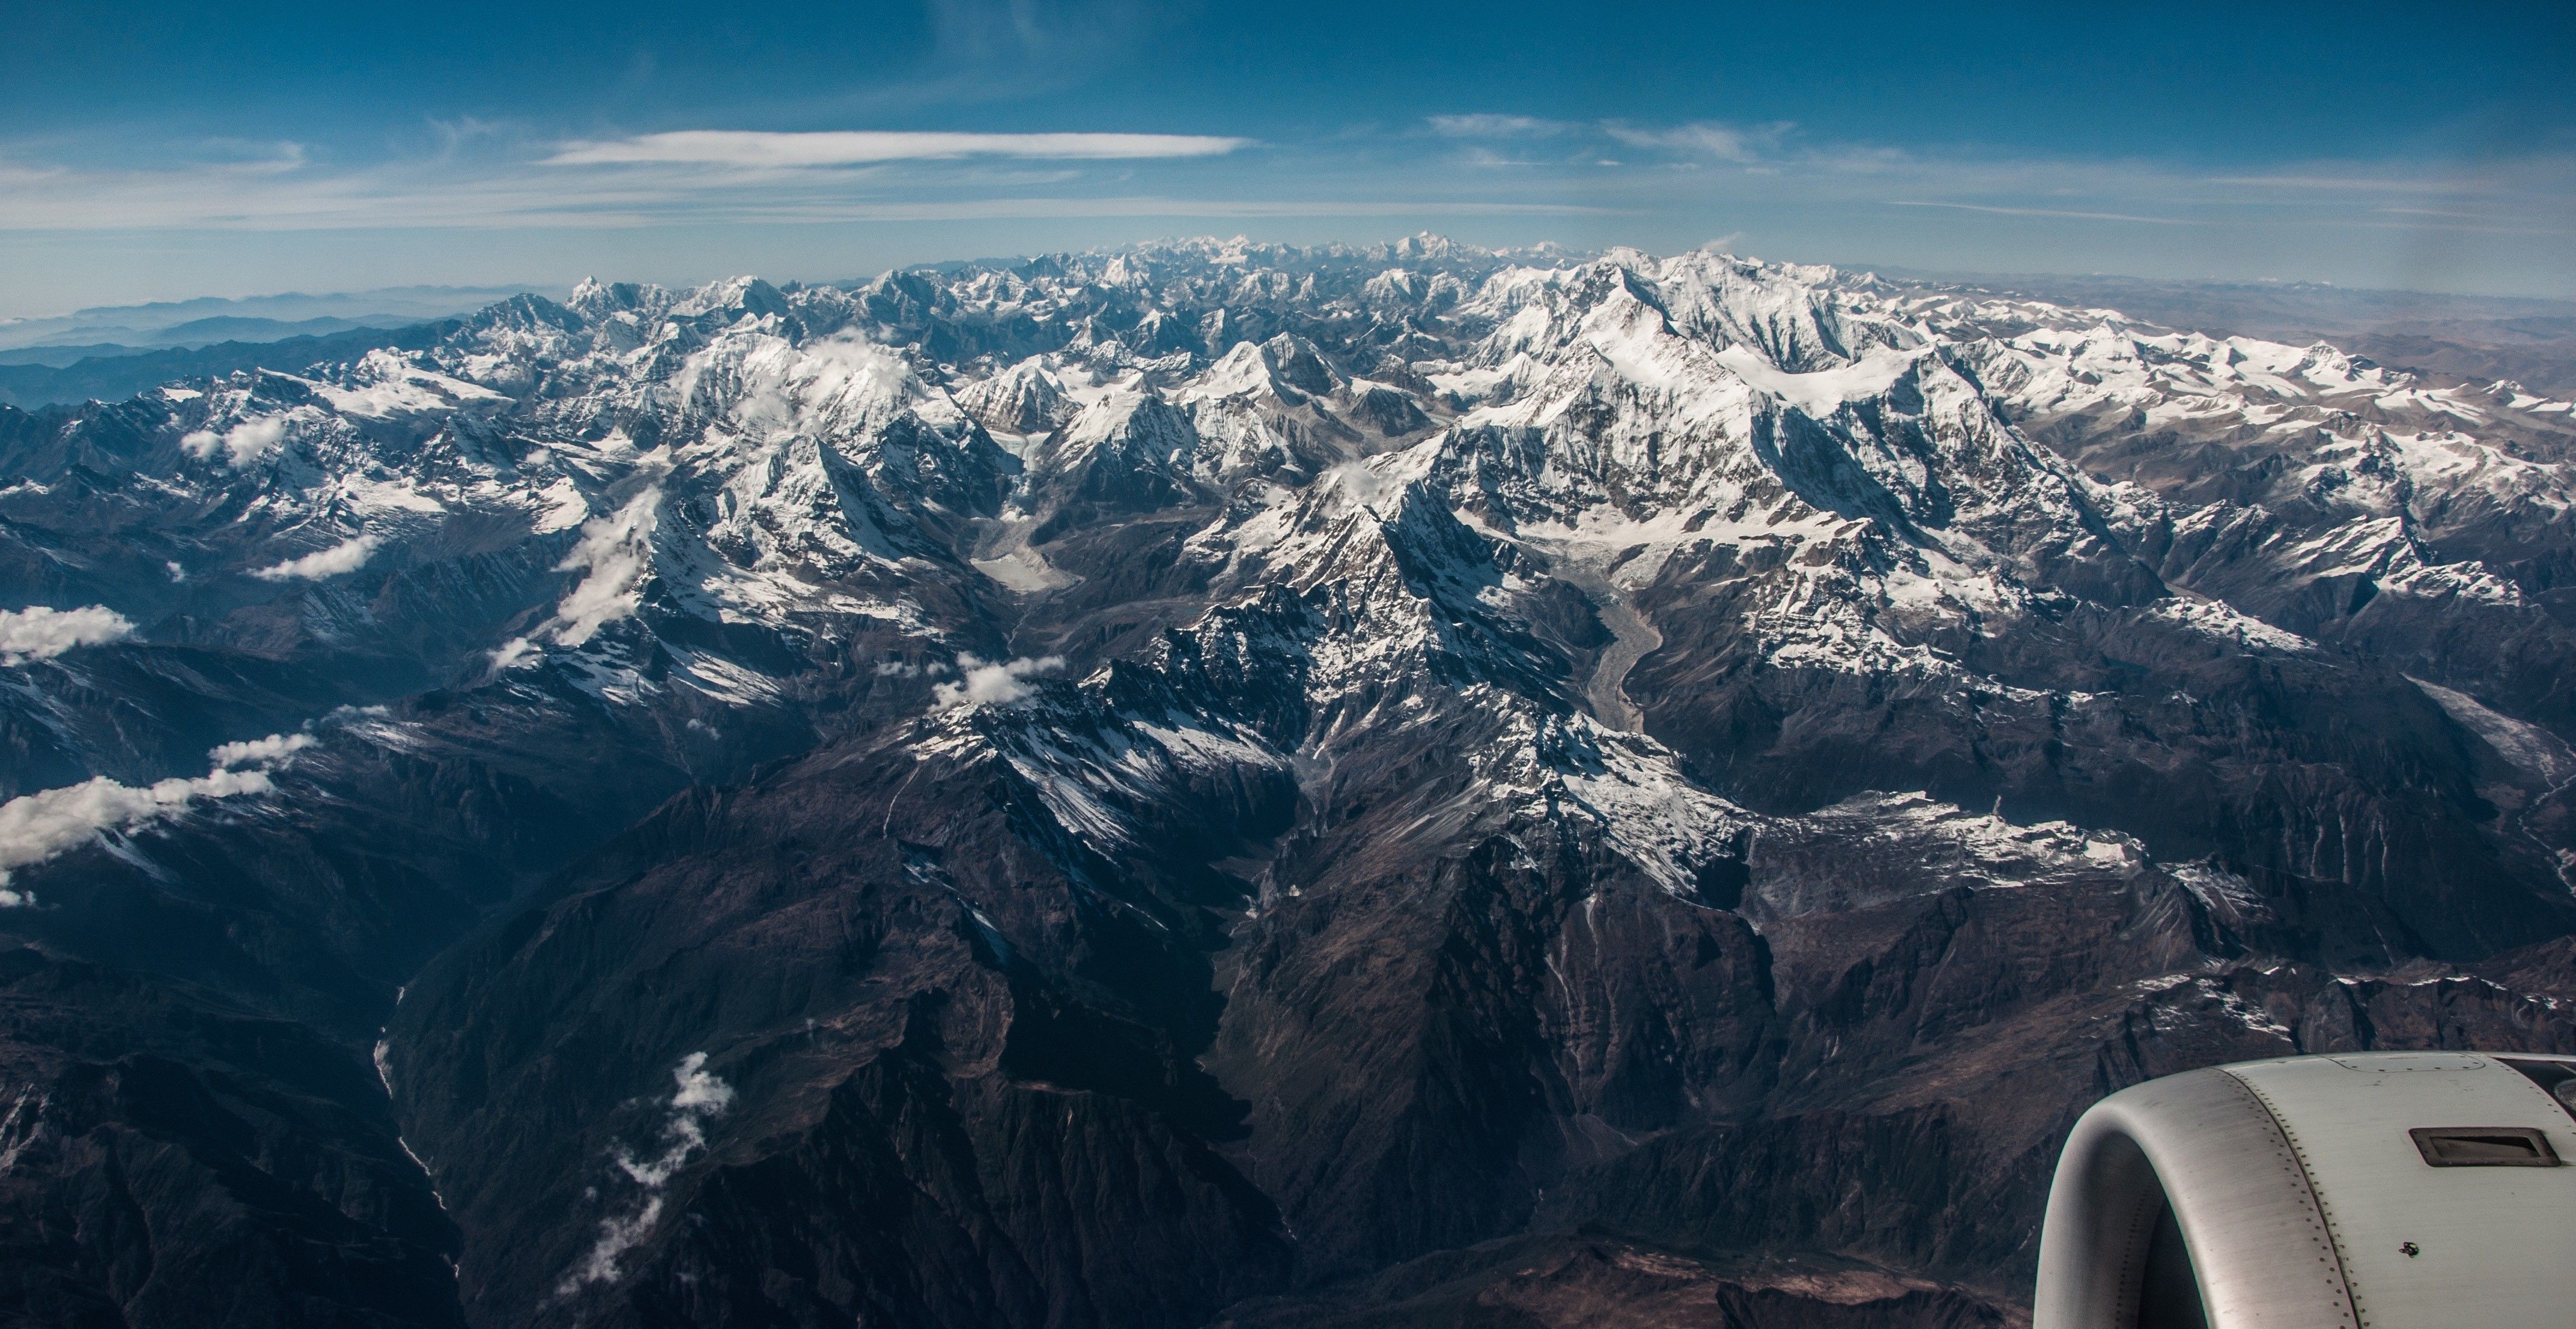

{"left": 2, "top": 0, "right": 2571, "bottom": 317}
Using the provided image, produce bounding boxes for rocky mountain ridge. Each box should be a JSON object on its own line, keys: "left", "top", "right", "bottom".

{"left": 0, "top": 236, "right": 2571, "bottom": 1327}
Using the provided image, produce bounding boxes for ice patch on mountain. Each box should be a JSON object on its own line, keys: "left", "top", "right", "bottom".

{"left": 2146, "top": 596, "right": 2316, "bottom": 654}
{"left": 2410, "top": 676, "right": 2576, "bottom": 786}
{"left": 1504, "top": 712, "right": 1749, "bottom": 897}
{"left": 1712, "top": 344, "right": 1927, "bottom": 417}
{"left": 972, "top": 547, "right": 1074, "bottom": 592}
{"left": 305, "top": 351, "right": 511, "bottom": 419}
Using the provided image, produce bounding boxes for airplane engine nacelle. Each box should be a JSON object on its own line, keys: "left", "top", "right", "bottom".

{"left": 2034, "top": 1052, "right": 2576, "bottom": 1329}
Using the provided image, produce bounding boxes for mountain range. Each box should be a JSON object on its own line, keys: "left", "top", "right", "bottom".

{"left": 1, "top": 235, "right": 2572, "bottom": 1328}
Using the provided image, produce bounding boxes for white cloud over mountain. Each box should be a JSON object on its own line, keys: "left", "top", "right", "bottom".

{"left": 0, "top": 605, "right": 134, "bottom": 664}
{"left": 252, "top": 533, "right": 380, "bottom": 581}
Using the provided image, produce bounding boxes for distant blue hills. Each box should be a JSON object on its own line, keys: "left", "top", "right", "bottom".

{"left": 0, "top": 323, "right": 457, "bottom": 410}
{"left": 0, "top": 284, "right": 552, "bottom": 408}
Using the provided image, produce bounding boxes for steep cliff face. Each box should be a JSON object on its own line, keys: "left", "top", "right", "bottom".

{"left": 2, "top": 238, "right": 2573, "bottom": 1326}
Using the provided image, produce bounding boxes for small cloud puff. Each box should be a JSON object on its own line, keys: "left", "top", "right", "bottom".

{"left": 931, "top": 653, "right": 1065, "bottom": 710}
{"left": 252, "top": 533, "right": 380, "bottom": 582}
{"left": 0, "top": 605, "right": 133, "bottom": 665}
{"left": 180, "top": 415, "right": 291, "bottom": 468}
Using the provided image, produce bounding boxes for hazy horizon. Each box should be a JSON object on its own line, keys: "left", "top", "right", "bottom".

{"left": 12, "top": 234, "right": 2576, "bottom": 332}
{"left": 3, "top": 0, "right": 2569, "bottom": 318}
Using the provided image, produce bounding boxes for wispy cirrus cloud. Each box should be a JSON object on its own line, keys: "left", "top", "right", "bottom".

{"left": 8, "top": 109, "right": 2560, "bottom": 240}
{"left": 834, "top": 0, "right": 1186, "bottom": 111}
{"left": 1889, "top": 200, "right": 2211, "bottom": 226}
{"left": 4, "top": 121, "right": 1602, "bottom": 235}
{"left": 1426, "top": 114, "right": 1570, "bottom": 139}
{"left": 544, "top": 129, "right": 1251, "bottom": 167}
{"left": 1412, "top": 114, "right": 2573, "bottom": 240}
{"left": 1601, "top": 120, "right": 1794, "bottom": 163}
{"left": 2201, "top": 174, "right": 2480, "bottom": 192}
{"left": 1428, "top": 114, "right": 1796, "bottom": 165}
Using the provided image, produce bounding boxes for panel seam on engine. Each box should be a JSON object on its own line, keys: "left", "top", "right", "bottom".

{"left": 2221, "top": 1068, "right": 2366, "bottom": 1329}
